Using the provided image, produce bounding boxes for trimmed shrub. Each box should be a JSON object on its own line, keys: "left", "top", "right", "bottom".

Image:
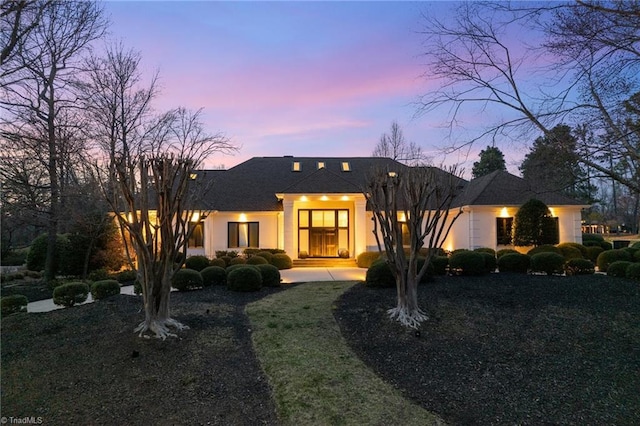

{"left": 53, "top": 282, "right": 89, "bottom": 307}
{"left": 630, "top": 241, "right": 640, "bottom": 249}
{"left": 474, "top": 247, "right": 496, "bottom": 256}
{"left": 430, "top": 256, "right": 449, "bottom": 275}
{"left": 26, "top": 233, "right": 68, "bottom": 273}
{"left": 247, "top": 255, "right": 268, "bottom": 265}
{"left": 497, "top": 253, "right": 530, "bottom": 273}
{"left": 255, "top": 251, "right": 274, "bottom": 264}
{"left": 635, "top": 250, "right": 640, "bottom": 262}
{"left": 585, "top": 246, "right": 604, "bottom": 262}
{"left": 271, "top": 253, "right": 293, "bottom": 270}
{"left": 527, "top": 245, "right": 561, "bottom": 257}
{"left": 201, "top": 266, "right": 226, "bottom": 287}
{"left": 357, "top": 251, "right": 382, "bottom": 268}
{"left": 88, "top": 268, "right": 110, "bottom": 282}
{"left": 229, "top": 257, "right": 247, "bottom": 266}
{"left": 1, "top": 250, "right": 27, "bottom": 266}
{"left": 449, "top": 250, "right": 486, "bottom": 275}
{"left": 365, "top": 260, "right": 395, "bottom": 288}
{"left": 171, "top": 268, "right": 203, "bottom": 291}
{"left": 220, "top": 256, "right": 233, "bottom": 267}
{"left": 1, "top": 294, "right": 28, "bottom": 316}
{"left": 91, "top": 279, "right": 121, "bottom": 300}
{"left": 626, "top": 263, "right": 640, "bottom": 281}
{"left": 496, "top": 248, "right": 520, "bottom": 258}
{"left": 607, "top": 261, "right": 632, "bottom": 278}
{"left": 226, "top": 263, "right": 259, "bottom": 274}
{"left": 583, "top": 233, "right": 605, "bottom": 243}
{"left": 557, "top": 242, "right": 588, "bottom": 257}
{"left": 556, "top": 243, "right": 585, "bottom": 260}
{"left": 564, "top": 258, "right": 595, "bottom": 276}
{"left": 530, "top": 252, "right": 565, "bottom": 276}
{"left": 184, "top": 255, "right": 211, "bottom": 271}
{"left": 210, "top": 258, "right": 226, "bottom": 268}
{"left": 216, "top": 250, "right": 239, "bottom": 258}
{"left": 596, "top": 249, "right": 632, "bottom": 273}
{"left": 479, "top": 252, "right": 497, "bottom": 273}
{"left": 227, "top": 266, "right": 262, "bottom": 292}
{"left": 257, "top": 264, "right": 281, "bottom": 287}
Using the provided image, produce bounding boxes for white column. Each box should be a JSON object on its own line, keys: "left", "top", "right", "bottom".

{"left": 354, "top": 197, "right": 367, "bottom": 257}
{"left": 283, "top": 199, "right": 296, "bottom": 258}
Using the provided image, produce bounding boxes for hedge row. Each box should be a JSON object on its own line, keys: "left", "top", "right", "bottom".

{"left": 171, "top": 264, "right": 282, "bottom": 292}
{"left": 184, "top": 251, "right": 292, "bottom": 272}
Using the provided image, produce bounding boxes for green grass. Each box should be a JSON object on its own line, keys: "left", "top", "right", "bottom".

{"left": 246, "top": 281, "right": 443, "bottom": 426}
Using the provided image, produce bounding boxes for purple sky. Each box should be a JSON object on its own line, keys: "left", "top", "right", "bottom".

{"left": 103, "top": 1, "right": 527, "bottom": 176}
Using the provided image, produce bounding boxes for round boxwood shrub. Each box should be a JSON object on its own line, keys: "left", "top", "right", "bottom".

{"left": 271, "top": 253, "right": 293, "bottom": 270}
{"left": 91, "top": 279, "right": 121, "bottom": 300}
{"left": 116, "top": 269, "right": 137, "bottom": 284}
{"left": 496, "top": 248, "right": 519, "bottom": 258}
{"left": 556, "top": 244, "right": 584, "bottom": 261}
{"left": 226, "top": 263, "right": 259, "bottom": 274}
{"left": 497, "top": 253, "right": 530, "bottom": 273}
{"left": 53, "top": 282, "right": 89, "bottom": 307}
{"left": 527, "top": 245, "right": 561, "bottom": 257}
{"left": 585, "top": 246, "right": 604, "bottom": 262}
{"left": 257, "top": 264, "right": 281, "bottom": 287}
{"left": 474, "top": 247, "right": 496, "bottom": 256}
{"left": 557, "top": 242, "right": 588, "bottom": 258}
{"left": 479, "top": 252, "right": 497, "bottom": 273}
{"left": 184, "top": 255, "right": 211, "bottom": 271}
{"left": 564, "top": 258, "right": 595, "bottom": 276}
{"left": 365, "top": 260, "right": 395, "bottom": 288}
{"left": 449, "top": 250, "right": 486, "bottom": 275}
{"left": 246, "top": 255, "right": 268, "bottom": 265}
{"left": 530, "top": 252, "right": 565, "bottom": 276}
{"left": 357, "top": 251, "right": 382, "bottom": 268}
{"left": 607, "top": 261, "right": 632, "bottom": 278}
{"left": 430, "top": 256, "right": 449, "bottom": 275}
{"left": 220, "top": 256, "right": 233, "bottom": 266}
{"left": 201, "top": 266, "right": 226, "bottom": 287}
{"left": 596, "top": 249, "right": 632, "bottom": 272}
{"left": 626, "top": 263, "right": 640, "bottom": 281}
{"left": 26, "top": 233, "right": 69, "bottom": 273}
{"left": 229, "top": 257, "right": 247, "bottom": 266}
{"left": 210, "top": 258, "right": 226, "bottom": 268}
{"left": 256, "top": 251, "right": 274, "bottom": 264}
{"left": 227, "top": 266, "right": 263, "bottom": 292}
{"left": 1, "top": 294, "right": 28, "bottom": 316}
{"left": 171, "top": 268, "right": 203, "bottom": 291}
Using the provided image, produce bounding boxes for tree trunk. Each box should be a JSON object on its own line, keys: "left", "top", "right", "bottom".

{"left": 134, "top": 261, "right": 188, "bottom": 339}
{"left": 387, "top": 266, "right": 428, "bottom": 329}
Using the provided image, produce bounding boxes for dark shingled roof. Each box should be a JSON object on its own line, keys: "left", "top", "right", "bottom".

{"left": 196, "top": 157, "right": 408, "bottom": 211}
{"left": 452, "top": 170, "right": 588, "bottom": 207}
{"left": 192, "top": 158, "right": 588, "bottom": 212}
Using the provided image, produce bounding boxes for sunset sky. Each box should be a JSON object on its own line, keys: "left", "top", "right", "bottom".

{"left": 103, "top": 1, "right": 529, "bottom": 175}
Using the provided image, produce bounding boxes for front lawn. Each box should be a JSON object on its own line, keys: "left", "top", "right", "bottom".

{"left": 335, "top": 273, "right": 640, "bottom": 424}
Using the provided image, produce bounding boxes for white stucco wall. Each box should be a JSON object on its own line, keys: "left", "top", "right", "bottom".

{"left": 204, "top": 211, "right": 280, "bottom": 257}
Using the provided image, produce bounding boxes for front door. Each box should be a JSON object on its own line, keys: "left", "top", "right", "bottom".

{"left": 299, "top": 209, "right": 349, "bottom": 258}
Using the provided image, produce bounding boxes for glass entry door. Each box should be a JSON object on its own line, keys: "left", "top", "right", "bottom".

{"left": 299, "top": 209, "right": 349, "bottom": 257}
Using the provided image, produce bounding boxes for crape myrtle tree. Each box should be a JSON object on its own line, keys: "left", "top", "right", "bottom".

{"left": 418, "top": 1, "right": 640, "bottom": 196}
{"left": 101, "top": 108, "right": 234, "bottom": 339}
{"left": 84, "top": 44, "right": 236, "bottom": 338}
{"left": 364, "top": 165, "right": 462, "bottom": 328}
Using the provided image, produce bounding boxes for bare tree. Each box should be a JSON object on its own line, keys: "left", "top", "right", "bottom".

{"left": 0, "top": 0, "right": 50, "bottom": 72}
{"left": 372, "top": 121, "right": 429, "bottom": 166}
{"left": 101, "top": 108, "right": 235, "bottom": 339}
{"left": 417, "top": 1, "right": 640, "bottom": 195}
{"left": 364, "top": 166, "right": 462, "bottom": 328}
{"left": 0, "top": 0, "right": 106, "bottom": 281}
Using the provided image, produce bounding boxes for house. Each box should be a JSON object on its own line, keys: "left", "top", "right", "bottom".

{"left": 186, "top": 156, "right": 589, "bottom": 259}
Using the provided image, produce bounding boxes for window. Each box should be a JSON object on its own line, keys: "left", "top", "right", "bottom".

{"left": 189, "top": 222, "right": 204, "bottom": 248}
{"left": 292, "top": 161, "right": 301, "bottom": 172}
{"left": 317, "top": 161, "right": 325, "bottom": 169}
{"left": 228, "top": 222, "right": 259, "bottom": 248}
{"left": 341, "top": 161, "right": 351, "bottom": 172}
{"left": 496, "top": 217, "right": 513, "bottom": 245}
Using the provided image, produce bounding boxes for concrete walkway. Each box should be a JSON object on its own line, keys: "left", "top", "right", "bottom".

{"left": 26, "top": 267, "right": 366, "bottom": 313}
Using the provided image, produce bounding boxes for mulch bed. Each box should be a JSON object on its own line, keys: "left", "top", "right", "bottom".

{"left": 1, "top": 286, "right": 285, "bottom": 425}
{"left": 334, "top": 273, "right": 640, "bottom": 425}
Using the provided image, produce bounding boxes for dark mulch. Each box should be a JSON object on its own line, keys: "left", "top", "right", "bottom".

{"left": 334, "top": 273, "right": 640, "bottom": 425}
{"left": 1, "top": 286, "right": 285, "bottom": 425}
{"left": 1, "top": 277, "right": 52, "bottom": 302}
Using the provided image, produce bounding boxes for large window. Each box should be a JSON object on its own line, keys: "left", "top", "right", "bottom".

{"left": 496, "top": 217, "right": 513, "bottom": 245}
{"left": 228, "top": 222, "right": 259, "bottom": 248}
{"left": 188, "top": 222, "right": 204, "bottom": 248}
